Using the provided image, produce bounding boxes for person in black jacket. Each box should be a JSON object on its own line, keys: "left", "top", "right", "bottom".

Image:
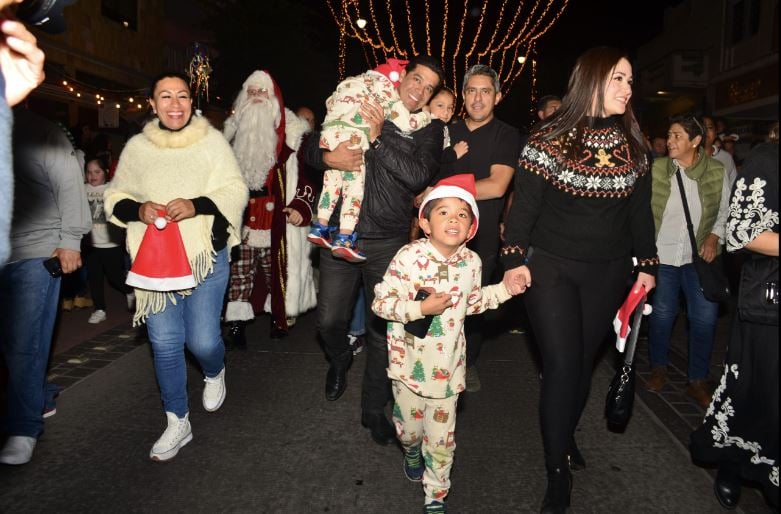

{"left": 303, "top": 55, "right": 445, "bottom": 446}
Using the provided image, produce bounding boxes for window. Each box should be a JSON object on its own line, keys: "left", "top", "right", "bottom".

{"left": 730, "top": 0, "right": 761, "bottom": 44}
{"left": 101, "top": 0, "right": 138, "bottom": 31}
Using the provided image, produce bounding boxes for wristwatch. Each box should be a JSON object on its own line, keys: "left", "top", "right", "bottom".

{"left": 369, "top": 137, "right": 382, "bottom": 150}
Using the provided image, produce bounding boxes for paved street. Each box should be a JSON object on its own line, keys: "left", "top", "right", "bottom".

{"left": 0, "top": 295, "right": 772, "bottom": 513}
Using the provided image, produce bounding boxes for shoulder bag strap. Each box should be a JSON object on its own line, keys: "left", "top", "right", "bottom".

{"left": 674, "top": 170, "right": 700, "bottom": 257}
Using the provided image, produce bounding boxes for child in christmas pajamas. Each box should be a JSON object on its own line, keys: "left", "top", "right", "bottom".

{"left": 310, "top": 58, "right": 431, "bottom": 262}
{"left": 371, "top": 174, "right": 516, "bottom": 513}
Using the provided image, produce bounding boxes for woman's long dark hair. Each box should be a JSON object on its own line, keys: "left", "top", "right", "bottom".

{"left": 535, "top": 47, "right": 647, "bottom": 162}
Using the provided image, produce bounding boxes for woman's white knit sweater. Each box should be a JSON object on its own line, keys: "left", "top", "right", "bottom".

{"left": 105, "top": 116, "right": 249, "bottom": 324}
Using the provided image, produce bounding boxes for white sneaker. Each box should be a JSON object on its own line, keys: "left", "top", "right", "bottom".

{"left": 149, "top": 412, "right": 192, "bottom": 462}
{"left": 126, "top": 292, "right": 136, "bottom": 312}
{"left": 202, "top": 367, "right": 226, "bottom": 412}
{"left": 88, "top": 309, "right": 107, "bottom": 324}
{"left": 0, "top": 436, "right": 37, "bottom": 465}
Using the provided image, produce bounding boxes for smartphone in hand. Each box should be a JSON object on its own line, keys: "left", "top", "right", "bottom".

{"left": 404, "top": 289, "right": 434, "bottom": 339}
{"left": 43, "top": 256, "right": 63, "bottom": 277}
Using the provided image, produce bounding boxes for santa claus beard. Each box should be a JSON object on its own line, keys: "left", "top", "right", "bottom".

{"left": 232, "top": 98, "right": 280, "bottom": 191}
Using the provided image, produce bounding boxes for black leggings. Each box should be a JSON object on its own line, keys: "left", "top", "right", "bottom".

{"left": 524, "top": 248, "right": 632, "bottom": 468}
{"left": 86, "top": 246, "right": 132, "bottom": 311}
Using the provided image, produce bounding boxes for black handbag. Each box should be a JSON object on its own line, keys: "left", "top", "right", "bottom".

{"left": 738, "top": 257, "right": 779, "bottom": 325}
{"left": 675, "top": 171, "right": 731, "bottom": 302}
{"left": 605, "top": 293, "right": 647, "bottom": 428}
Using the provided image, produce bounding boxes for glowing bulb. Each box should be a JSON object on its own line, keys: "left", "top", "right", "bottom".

{"left": 115, "top": 103, "right": 121, "bottom": 109}
{"left": 68, "top": 87, "right": 74, "bottom": 92}
{"left": 128, "top": 97, "right": 134, "bottom": 103}
{"left": 137, "top": 104, "right": 142, "bottom": 109}
{"left": 97, "top": 100, "right": 102, "bottom": 105}
{"left": 95, "top": 93, "right": 100, "bottom": 99}
{"left": 76, "top": 93, "right": 81, "bottom": 97}
{"left": 62, "top": 80, "right": 68, "bottom": 86}
{"left": 517, "top": 56, "right": 526, "bottom": 64}
{"left": 356, "top": 18, "right": 367, "bottom": 29}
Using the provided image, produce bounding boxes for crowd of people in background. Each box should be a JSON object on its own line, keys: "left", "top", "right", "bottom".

{"left": 0, "top": 22, "right": 777, "bottom": 513}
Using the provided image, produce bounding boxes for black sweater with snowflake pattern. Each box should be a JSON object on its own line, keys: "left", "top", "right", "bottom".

{"left": 500, "top": 115, "right": 658, "bottom": 274}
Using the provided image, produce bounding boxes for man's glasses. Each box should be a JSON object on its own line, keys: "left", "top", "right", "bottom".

{"left": 247, "top": 87, "right": 269, "bottom": 97}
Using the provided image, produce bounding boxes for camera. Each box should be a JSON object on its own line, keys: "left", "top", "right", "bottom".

{"left": 15, "top": 0, "right": 76, "bottom": 34}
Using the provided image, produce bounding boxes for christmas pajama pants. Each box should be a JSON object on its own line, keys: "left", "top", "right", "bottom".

{"left": 317, "top": 168, "right": 364, "bottom": 233}
{"left": 392, "top": 380, "right": 458, "bottom": 505}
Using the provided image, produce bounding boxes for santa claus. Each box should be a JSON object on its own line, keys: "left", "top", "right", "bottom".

{"left": 223, "top": 70, "right": 317, "bottom": 345}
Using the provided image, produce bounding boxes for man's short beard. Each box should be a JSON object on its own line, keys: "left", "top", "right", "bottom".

{"left": 232, "top": 97, "right": 281, "bottom": 190}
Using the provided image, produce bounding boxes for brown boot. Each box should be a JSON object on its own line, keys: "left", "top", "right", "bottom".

{"left": 686, "top": 379, "right": 712, "bottom": 408}
{"left": 645, "top": 366, "right": 667, "bottom": 392}
{"left": 73, "top": 295, "right": 93, "bottom": 309}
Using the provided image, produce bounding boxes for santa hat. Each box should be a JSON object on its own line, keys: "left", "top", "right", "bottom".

{"left": 613, "top": 286, "right": 653, "bottom": 352}
{"left": 126, "top": 211, "right": 197, "bottom": 291}
{"left": 418, "top": 174, "right": 480, "bottom": 241}
{"left": 373, "top": 58, "right": 409, "bottom": 88}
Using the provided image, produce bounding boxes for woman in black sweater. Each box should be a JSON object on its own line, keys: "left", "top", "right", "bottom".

{"left": 501, "top": 47, "right": 658, "bottom": 513}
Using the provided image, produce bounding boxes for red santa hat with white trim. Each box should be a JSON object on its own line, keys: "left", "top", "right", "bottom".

{"left": 373, "top": 58, "right": 409, "bottom": 88}
{"left": 418, "top": 174, "right": 480, "bottom": 241}
{"left": 125, "top": 211, "right": 196, "bottom": 291}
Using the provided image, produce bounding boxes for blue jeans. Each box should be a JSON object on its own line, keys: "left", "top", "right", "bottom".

{"left": 648, "top": 263, "right": 719, "bottom": 380}
{"left": 145, "top": 249, "right": 229, "bottom": 417}
{"left": 349, "top": 287, "right": 366, "bottom": 336}
{"left": 0, "top": 258, "right": 61, "bottom": 437}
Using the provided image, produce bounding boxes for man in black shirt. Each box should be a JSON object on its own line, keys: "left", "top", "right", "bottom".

{"left": 438, "top": 65, "right": 521, "bottom": 392}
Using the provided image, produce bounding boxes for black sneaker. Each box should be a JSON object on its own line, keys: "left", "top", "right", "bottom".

{"left": 403, "top": 446, "right": 424, "bottom": 482}
{"left": 424, "top": 501, "right": 446, "bottom": 513}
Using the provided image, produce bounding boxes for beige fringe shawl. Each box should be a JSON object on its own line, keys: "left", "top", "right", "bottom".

{"left": 105, "top": 116, "right": 249, "bottom": 325}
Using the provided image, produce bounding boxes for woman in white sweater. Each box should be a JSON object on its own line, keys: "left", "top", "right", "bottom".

{"left": 105, "top": 72, "right": 248, "bottom": 461}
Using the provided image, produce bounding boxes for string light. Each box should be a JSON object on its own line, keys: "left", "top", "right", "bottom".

{"left": 49, "top": 71, "right": 148, "bottom": 112}
{"left": 325, "top": 0, "right": 570, "bottom": 105}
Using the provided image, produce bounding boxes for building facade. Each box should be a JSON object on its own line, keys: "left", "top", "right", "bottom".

{"left": 635, "top": 0, "right": 778, "bottom": 149}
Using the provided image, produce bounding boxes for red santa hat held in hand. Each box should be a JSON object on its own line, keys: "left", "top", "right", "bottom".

{"left": 126, "top": 210, "right": 196, "bottom": 291}
{"left": 374, "top": 58, "right": 409, "bottom": 88}
{"left": 418, "top": 174, "right": 480, "bottom": 241}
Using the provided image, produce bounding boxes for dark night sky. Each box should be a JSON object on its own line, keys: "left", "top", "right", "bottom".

{"left": 198, "top": 1, "right": 683, "bottom": 128}
{"left": 494, "top": 0, "right": 684, "bottom": 128}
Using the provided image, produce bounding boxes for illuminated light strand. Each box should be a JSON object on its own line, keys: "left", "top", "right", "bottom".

{"left": 367, "top": 0, "right": 392, "bottom": 60}
{"left": 329, "top": 0, "right": 568, "bottom": 108}
{"left": 451, "top": 0, "right": 470, "bottom": 94}
{"left": 440, "top": 0, "right": 449, "bottom": 73}
{"left": 386, "top": 0, "right": 407, "bottom": 59}
{"left": 488, "top": 1, "right": 524, "bottom": 59}
{"left": 477, "top": 0, "right": 510, "bottom": 60}
{"left": 424, "top": 1, "right": 431, "bottom": 56}
{"left": 404, "top": 0, "right": 418, "bottom": 56}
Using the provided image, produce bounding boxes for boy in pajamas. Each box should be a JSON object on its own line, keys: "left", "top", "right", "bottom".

{"left": 372, "top": 174, "right": 516, "bottom": 513}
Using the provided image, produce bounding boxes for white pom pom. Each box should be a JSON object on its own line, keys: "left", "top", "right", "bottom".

{"left": 265, "top": 202, "right": 275, "bottom": 212}
{"left": 389, "top": 71, "right": 399, "bottom": 82}
{"left": 154, "top": 217, "right": 168, "bottom": 230}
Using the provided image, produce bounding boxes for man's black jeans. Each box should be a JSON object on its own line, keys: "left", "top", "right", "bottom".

{"left": 317, "top": 236, "right": 407, "bottom": 415}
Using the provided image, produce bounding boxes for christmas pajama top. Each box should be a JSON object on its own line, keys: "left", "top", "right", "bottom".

{"left": 372, "top": 239, "right": 511, "bottom": 399}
